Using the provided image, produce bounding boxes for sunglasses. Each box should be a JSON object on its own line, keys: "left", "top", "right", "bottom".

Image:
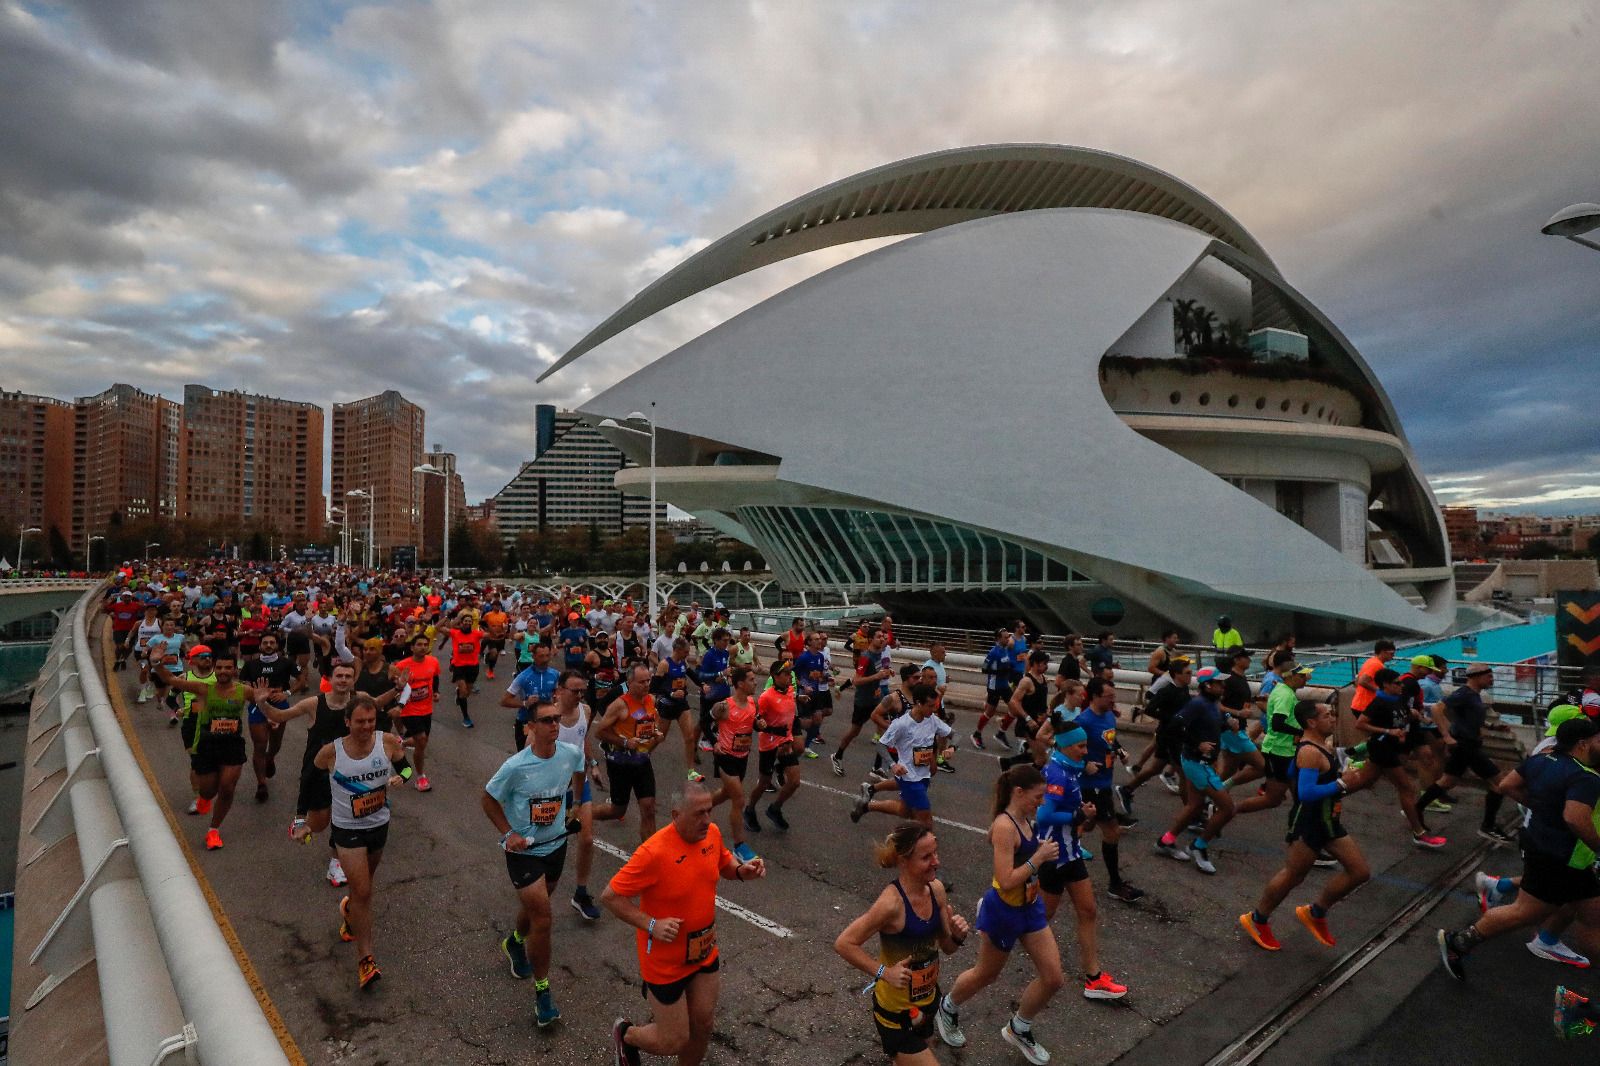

{"left": 533, "top": 715, "right": 562, "bottom": 726}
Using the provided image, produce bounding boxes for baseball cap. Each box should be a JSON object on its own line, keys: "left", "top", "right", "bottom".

{"left": 1546, "top": 705, "right": 1586, "bottom": 737}
{"left": 1409, "top": 654, "right": 1436, "bottom": 671}
{"left": 1216, "top": 615, "right": 1231, "bottom": 624}
{"left": 1194, "top": 666, "right": 1222, "bottom": 684}
{"left": 1465, "top": 663, "right": 1494, "bottom": 678}
{"left": 187, "top": 644, "right": 214, "bottom": 659}
{"left": 1283, "top": 662, "right": 1315, "bottom": 677}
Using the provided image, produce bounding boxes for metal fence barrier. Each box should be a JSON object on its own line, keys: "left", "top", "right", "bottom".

{"left": 22, "top": 590, "right": 290, "bottom": 1065}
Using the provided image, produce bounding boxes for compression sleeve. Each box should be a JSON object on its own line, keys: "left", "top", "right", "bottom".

{"left": 1036, "top": 792, "right": 1080, "bottom": 829}
{"left": 1296, "top": 767, "right": 1343, "bottom": 803}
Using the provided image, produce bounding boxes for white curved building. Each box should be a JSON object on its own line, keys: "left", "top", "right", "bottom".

{"left": 546, "top": 145, "right": 1453, "bottom": 641}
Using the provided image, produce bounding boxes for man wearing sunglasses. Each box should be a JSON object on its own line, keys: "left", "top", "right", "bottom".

{"left": 481, "top": 698, "right": 586, "bottom": 1029}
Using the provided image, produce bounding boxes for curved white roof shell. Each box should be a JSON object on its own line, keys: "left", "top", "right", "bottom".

{"left": 539, "top": 143, "right": 1272, "bottom": 381}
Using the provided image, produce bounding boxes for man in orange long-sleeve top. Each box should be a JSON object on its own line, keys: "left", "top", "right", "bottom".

{"left": 601, "top": 779, "right": 766, "bottom": 1066}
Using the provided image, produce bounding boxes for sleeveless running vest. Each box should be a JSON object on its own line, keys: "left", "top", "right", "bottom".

{"left": 1018, "top": 672, "right": 1049, "bottom": 720}
{"left": 874, "top": 878, "right": 942, "bottom": 1018}
{"left": 1287, "top": 739, "right": 1342, "bottom": 840}
{"left": 608, "top": 692, "right": 658, "bottom": 762}
{"left": 190, "top": 677, "right": 248, "bottom": 753}
{"left": 330, "top": 734, "right": 394, "bottom": 830}
{"left": 992, "top": 812, "right": 1042, "bottom": 907}
{"left": 716, "top": 694, "right": 757, "bottom": 757}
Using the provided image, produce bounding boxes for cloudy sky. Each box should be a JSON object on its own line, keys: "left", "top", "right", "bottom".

{"left": 3, "top": 0, "right": 1597, "bottom": 511}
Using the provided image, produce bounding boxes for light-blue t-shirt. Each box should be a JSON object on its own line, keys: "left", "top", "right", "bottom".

{"left": 485, "top": 741, "right": 585, "bottom": 855}
{"left": 507, "top": 665, "right": 561, "bottom": 723}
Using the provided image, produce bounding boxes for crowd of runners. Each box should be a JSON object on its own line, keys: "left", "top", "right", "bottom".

{"left": 94, "top": 560, "right": 1600, "bottom": 1061}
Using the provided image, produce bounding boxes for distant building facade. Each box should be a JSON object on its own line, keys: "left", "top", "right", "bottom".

{"left": 491, "top": 404, "right": 665, "bottom": 544}
{"left": 183, "top": 385, "right": 324, "bottom": 540}
{"left": 0, "top": 390, "right": 74, "bottom": 561}
{"left": 71, "top": 384, "right": 185, "bottom": 558}
{"left": 420, "top": 445, "right": 467, "bottom": 563}
{"left": 332, "top": 391, "right": 425, "bottom": 562}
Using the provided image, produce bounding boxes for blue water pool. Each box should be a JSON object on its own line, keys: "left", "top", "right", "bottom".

{"left": 1307, "top": 617, "right": 1555, "bottom": 687}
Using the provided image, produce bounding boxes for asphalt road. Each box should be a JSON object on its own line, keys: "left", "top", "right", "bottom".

{"left": 107, "top": 651, "right": 1573, "bottom": 1065}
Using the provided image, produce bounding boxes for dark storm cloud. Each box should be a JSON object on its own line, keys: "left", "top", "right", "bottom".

{"left": 62, "top": 0, "right": 289, "bottom": 87}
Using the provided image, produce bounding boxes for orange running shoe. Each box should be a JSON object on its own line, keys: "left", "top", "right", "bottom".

{"left": 1296, "top": 904, "right": 1335, "bottom": 947}
{"left": 339, "top": 896, "right": 354, "bottom": 943}
{"left": 204, "top": 828, "right": 224, "bottom": 851}
{"left": 1240, "top": 912, "right": 1281, "bottom": 951}
{"left": 1083, "top": 971, "right": 1129, "bottom": 1000}
{"left": 358, "top": 954, "right": 381, "bottom": 990}
{"left": 195, "top": 796, "right": 213, "bottom": 816}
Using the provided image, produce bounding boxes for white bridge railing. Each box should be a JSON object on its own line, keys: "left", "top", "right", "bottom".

{"left": 21, "top": 589, "right": 290, "bottom": 1065}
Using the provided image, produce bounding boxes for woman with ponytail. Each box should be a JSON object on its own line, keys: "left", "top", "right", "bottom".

{"left": 835, "top": 824, "right": 972, "bottom": 1063}
{"left": 933, "top": 765, "right": 1063, "bottom": 1064}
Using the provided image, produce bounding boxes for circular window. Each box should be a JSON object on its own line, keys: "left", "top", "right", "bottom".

{"left": 1227, "top": 394, "right": 1239, "bottom": 408}
{"left": 1199, "top": 392, "right": 1211, "bottom": 406}
{"left": 1090, "top": 597, "right": 1125, "bottom": 626}
{"left": 1316, "top": 405, "right": 1325, "bottom": 418}
{"left": 1255, "top": 397, "right": 1266, "bottom": 410}
{"left": 1280, "top": 399, "right": 1291, "bottom": 412}
{"left": 1170, "top": 391, "right": 1182, "bottom": 405}
{"left": 1301, "top": 402, "right": 1310, "bottom": 414}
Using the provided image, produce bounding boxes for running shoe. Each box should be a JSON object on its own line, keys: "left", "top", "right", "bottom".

{"left": 831, "top": 752, "right": 844, "bottom": 777}
{"left": 732, "top": 842, "right": 759, "bottom": 864}
{"left": 868, "top": 767, "right": 890, "bottom": 782}
{"left": 1079, "top": 845, "right": 1092, "bottom": 862}
{"left": 461, "top": 716, "right": 474, "bottom": 729}
{"left": 686, "top": 769, "right": 704, "bottom": 783}
{"left": 1554, "top": 986, "right": 1596, "bottom": 1039}
{"left": 970, "top": 731, "right": 986, "bottom": 751}
{"left": 1115, "top": 785, "right": 1134, "bottom": 817}
{"left": 204, "top": 828, "right": 224, "bottom": 851}
{"left": 1411, "top": 832, "right": 1447, "bottom": 850}
{"left": 289, "top": 817, "right": 311, "bottom": 844}
{"left": 486, "top": 670, "right": 495, "bottom": 680}
{"left": 1160, "top": 769, "right": 1181, "bottom": 794}
{"left": 613, "top": 1019, "right": 642, "bottom": 1066}
{"left": 743, "top": 807, "right": 761, "bottom": 833}
{"left": 535, "top": 986, "right": 561, "bottom": 1028}
{"left": 1345, "top": 758, "right": 1366, "bottom": 773}
{"left": 1192, "top": 847, "right": 1216, "bottom": 875}
{"left": 1527, "top": 936, "right": 1591, "bottom": 968}
{"left": 415, "top": 775, "right": 432, "bottom": 792}
{"left": 187, "top": 797, "right": 203, "bottom": 816}
{"left": 1425, "top": 799, "right": 1454, "bottom": 814}
{"left": 1083, "top": 971, "right": 1129, "bottom": 1000}
{"left": 502, "top": 933, "right": 533, "bottom": 979}
{"left": 803, "top": 748, "right": 819, "bottom": 759}
{"left": 852, "top": 782, "right": 872, "bottom": 823}
{"left": 339, "top": 896, "right": 354, "bottom": 942}
{"left": 254, "top": 783, "right": 270, "bottom": 803}
{"left": 1000, "top": 1020, "right": 1049, "bottom": 1065}
{"left": 571, "top": 890, "right": 602, "bottom": 922}
{"left": 1437, "top": 928, "right": 1466, "bottom": 980}
{"left": 137, "top": 686, "right": 152, "bottom": 704}
{"left": 936, "top": 758, "right": 955, "bottom": 774}
{"left": 1312, "top": 852, "right": 1338, "bottom": 868}
{"left": 1474, "top": 872, "right": 1509, "bottom": 913}
{"left": 697, "top": 738, "right": 714, "bottom": 752}
{"left": 1296, "top": 904, "right": 1335, "bottom": 947}
{"left": 1239, "top": 912, "right": 1280, "bottom": 951}
{"left": 934, "top": 1001, "right": 966, "bottom": 1048}
{"left": 357, "top": 954, "right": 381, "bottom": 990}
{"left": 993, "top": 732, "right": 1014, "bottom": 751}
{"left": 168, "top": 709, "right": 179, "bottom": 726}
{"left": 328, "top": 857, "right": 348, "bottom": 887}
{"left": 1107, "top": 882, "right": 1145, "bottom": 904}
{"left": 1476, "top": 826, "right": 1516, "bottom": 846}
{"left": 1153, "top": 839, "right": 1190, "bottom": 862}
{"left": 765, "top": 805, "right": 790, "bottom": 831}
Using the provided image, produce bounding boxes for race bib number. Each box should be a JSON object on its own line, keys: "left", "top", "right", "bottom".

{"left": 1023, "top": 878, "right": 1040, "bottom": 905}
{"left": 685, "top": 923, "right": 717, "bottom": 965}
{"left": 672, "top": 677, "right": 687, "bottom": 695}
{"left": 907, "top": 956, "right": 939, "bottom": 1001}
{"left": 351, "top": 789, "right": 387, "bottom": 819}
{"left": 209, "top": 717, "right": 240, "bottom": 735}
{"left": 912, "top": 746, "right": 934, "bottom": 768}
{"left": 529, "top": 796, "right": 563, "bottom": 827}
{"left": 729, "top": 732, "right": 752, "bottom": 755}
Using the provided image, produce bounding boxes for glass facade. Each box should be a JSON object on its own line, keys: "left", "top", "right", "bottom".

{"left": 736, "top": 505, "right": 1087, "bottom": 593}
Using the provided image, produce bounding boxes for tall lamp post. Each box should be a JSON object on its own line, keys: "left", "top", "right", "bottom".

{"left": 16, "top": 526, "right": 40, "bottom": 573}
{"left": 598, "top": 403, "right": 659, "bottom": 618}
{"left": 1541, "top": 202, "right": 1600, "bottom": 253}
{"left": 89, "top": 534, "right": 105, "bottom": 573}
{"left": 346, "top": 488, "right": 373, "bottom": 570}
{"left": 413, "top": 463, "right": 451, "bottom": 583}
{"left": 329, "top": 506, "right": 345, "bottom": 567}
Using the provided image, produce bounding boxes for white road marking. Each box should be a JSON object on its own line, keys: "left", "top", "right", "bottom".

{"left": 590, "top": 838, "right": 794, "bottom": 939}
{"left": 800, "top": 779, "right": 988, "bottom": 836}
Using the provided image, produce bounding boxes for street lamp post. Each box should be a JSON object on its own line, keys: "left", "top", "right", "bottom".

{"left": 1541, "top": 202, "right": 1600, "bottom": 253}
{"left": 346, "top": 488, "right": 373, "bottom": 570}
{"left": 413, "top": 463, "right": 451, "bottom": 583}
{"left": 16, "top": 526, "right": 40, "bottom": 573}
{"left": 599, "top": 403, "right": 658, "bottom": 617}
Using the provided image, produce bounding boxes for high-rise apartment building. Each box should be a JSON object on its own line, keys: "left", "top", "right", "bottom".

{"left": 492, "top": 406, "right": 665, "bottom": 544}
{"left": 420, "top": 445, "right": 467, "bottom": 564}
{"left": 0, "top": 390, "right": 74, "bottom": 563}
{"left": 71, "top": 384, "right": 185, "bottom": 558}
{"left": 331, "top": 391, "right": 425, "bottom": 564}
{"left": 183, "top": 385, "right": 324, "bottom": 539}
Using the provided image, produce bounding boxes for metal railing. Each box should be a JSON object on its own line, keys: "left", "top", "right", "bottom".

{"left": 21, "top": 589, "right": 290, "bottom": 1065}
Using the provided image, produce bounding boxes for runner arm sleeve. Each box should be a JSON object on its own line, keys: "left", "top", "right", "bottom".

{"left": 1036, "top": 790, "right": 1080, "bottom": 829}
{"left": 1295, "top": 767, "right": 1343, "bottom": 802}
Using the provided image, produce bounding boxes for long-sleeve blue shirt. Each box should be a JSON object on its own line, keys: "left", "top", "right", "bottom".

{"left": 1036, "top": 751, "right": 1085, "bottom": 862}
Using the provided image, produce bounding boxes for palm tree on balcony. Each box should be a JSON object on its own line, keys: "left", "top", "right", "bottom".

{"left": 1192, "top": 304, "right": 1217, "bottom": 350}
{"left": 1172, "top": 298, "right": 1198, "bottom": 353}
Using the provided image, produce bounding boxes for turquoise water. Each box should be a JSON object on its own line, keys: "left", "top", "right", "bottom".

{"left": 0, "top": 642, "right": 49, "bottom": 699}
{"left": 1, "top": 897, "right": 12, "bottom": 1017}
{"left": 1307, "top": 617, "right": 1556, "bottom": 687}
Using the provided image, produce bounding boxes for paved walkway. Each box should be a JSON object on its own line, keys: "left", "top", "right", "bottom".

{"left": 107, "top": 646, "right": 1541, "bottom": 1065}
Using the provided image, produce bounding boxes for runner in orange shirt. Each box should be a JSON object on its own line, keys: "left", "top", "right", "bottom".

{"left": 481, "top": 604, "right": 510, "bottom": 680}
{"left": 394, "top": 634, "right": 441, "bottom": 792}
{"left": 437, "top": 615, "right": 482, "bottom": 729}
{"left": 1349, "top": 639, "right": 1396, "bottom": 717}
{"left": 601, "top": 780, "right": 766, "bottom": 1066}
